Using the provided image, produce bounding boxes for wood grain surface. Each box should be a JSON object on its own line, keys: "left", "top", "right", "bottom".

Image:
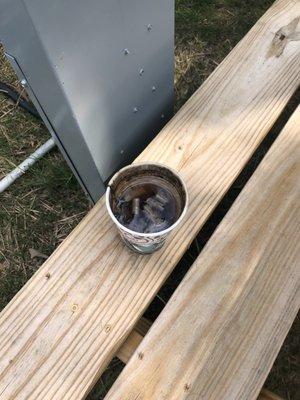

{"left": 116, "top": 322, "right": 284, "bottom": 400}
{"left": 117, "top": 320, "right": 283, "bottom": 399}
{"left": 105, "top": 107, "right": 300, "bottom": 400}
{"left": 116, "top": 318, "right": 151, "bottom": 364}
{"left": 0, "top": 1, "right": 299, "bottom": 399}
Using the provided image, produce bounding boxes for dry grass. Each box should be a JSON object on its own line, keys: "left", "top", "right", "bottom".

{"left": 0, "top": 44, "right": 91, "bottom": 306}
{"left": 0, "top": 1, "right": 298, "bottom": 399}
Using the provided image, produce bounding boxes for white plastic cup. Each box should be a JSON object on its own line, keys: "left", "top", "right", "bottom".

{"left": 106, "top": 163, "right": 188, "bottom": 254}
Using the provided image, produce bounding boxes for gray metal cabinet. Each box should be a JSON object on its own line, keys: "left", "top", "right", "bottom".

{"left": 0, "top": 0, "right": 174, "bottom": 201}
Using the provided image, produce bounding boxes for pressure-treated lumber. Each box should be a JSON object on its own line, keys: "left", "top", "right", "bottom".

{"left": 116, "top": 323, "right": 285, "bottom": 400}
{"left": 105, "top": 107, "right": 300, "bottom": 400}
{"left": 115, "top": 322, "right": 285, "bottom": 400}
{"left": 116, "top": 322, "right": 283, "bottom": 400}
{"left": 0, "top": 1, "right": 299, "bottom": 399}
{"left": 116, "top": 318, "right": 151, "bottom": 364}
{"left": 115, "top": 320, "right": 284, "bottom": 400}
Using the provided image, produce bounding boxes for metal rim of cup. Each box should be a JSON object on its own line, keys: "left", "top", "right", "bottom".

{"left": 106, "top": 162, "right": 188, "bottom": 238}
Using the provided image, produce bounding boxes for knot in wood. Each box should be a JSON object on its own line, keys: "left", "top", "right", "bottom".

{"left": 184, "top": 383, "right": 191, "bottom": 392}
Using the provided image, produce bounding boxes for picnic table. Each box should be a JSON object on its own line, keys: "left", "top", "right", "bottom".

{"left": 0, "top": 0, "right": 299, "bottom": 399}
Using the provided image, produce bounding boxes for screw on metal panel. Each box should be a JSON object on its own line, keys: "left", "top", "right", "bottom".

{"left": 133, "top": 107, "right": 139, "bottom": 113}
{"left": 161, "top": 113, "right": 165, "bottom": 119}
{"left": 139, "top": 68, "right": 144, "bottom": 76}
{"left": 20, "top": 79, "right": 27, "bottom": 87}
{"left": 120, "top": 149, "right": 124, "bottom": 154}
{"left": 123, "top": 48, "right": 130, "bottom": 55}
{"left": 147, "top": 24, "right": 153, "bottom": 31}
{"left": 152, "top": 86, "right": 156, "bottom": 92}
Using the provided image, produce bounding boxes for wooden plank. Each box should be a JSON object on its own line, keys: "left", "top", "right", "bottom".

{"left": 105, "top": 107, "right": 300, "bottom": 400}
{"left": 116, "top": 318, "right": 150, "bottom": 364}
{"left": 0, "top": 1, "right": 299, "bottom": 398}
{"left": 116, "top": 322, "right": 284, "bottom": 400}
{"left": 118, "top": 321, "right": 284, "bottom": 399}
{"left": 116, "top": 331, "right": 144, "bottom": 365}
{"left": 117, "top": 323, "right": 285, "bottom": 400}
{"left": 258, "top": 389, "right": 284, "bottom": 400}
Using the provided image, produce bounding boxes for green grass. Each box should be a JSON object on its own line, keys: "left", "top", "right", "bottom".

{"left": 1, "top": 1, "right": 298, "bottom": 399}
{"left": 174, "top": 0, "right": 273, "bottom": 108}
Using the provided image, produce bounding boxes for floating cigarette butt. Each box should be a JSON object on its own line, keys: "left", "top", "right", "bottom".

{"left": 146, "top": 197, "right": 164, "bottom": 211}
{"left": 132, "top": 198, "right": 140, "bottom": 215}
{"left": 155, "top": 192, "right": 168, "bottom": 205}
{"left": 144, "top": 204, "right": 164, "bottom": 225}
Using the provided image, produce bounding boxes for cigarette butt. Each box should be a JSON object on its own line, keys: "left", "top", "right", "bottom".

{"left": 144, "top": 204, "right": 164, "bottom": 225}
{"left": 155, "top": 192, "right": 168, "bottom": 205}
{"left": 146, "top": 197, "right": 164, "bottom": 211}
{"left": 132, "top": 198, "right": 140, "bottom": 215}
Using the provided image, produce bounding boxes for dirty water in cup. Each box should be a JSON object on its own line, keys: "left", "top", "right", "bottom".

{"left": 112, "top": 180, "right": 181, "bottom": 234}
{"left": 106, "top": 163, "right": 187, "bottom": 254}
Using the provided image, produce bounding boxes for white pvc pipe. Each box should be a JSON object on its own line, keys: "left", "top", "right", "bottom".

{"left": 0, "top": 138, "right": 56, "bottom": 193}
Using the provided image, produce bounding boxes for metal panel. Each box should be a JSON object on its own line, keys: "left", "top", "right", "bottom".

{"left": 5, "top": 52, "right": 101, "bottom": 199}
{"left": 0, "top": 0, "right": 174, "bottom": 202}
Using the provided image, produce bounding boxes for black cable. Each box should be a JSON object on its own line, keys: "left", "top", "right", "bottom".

{"left": 0, "top": 80, "right": 41, "bottom": 119}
